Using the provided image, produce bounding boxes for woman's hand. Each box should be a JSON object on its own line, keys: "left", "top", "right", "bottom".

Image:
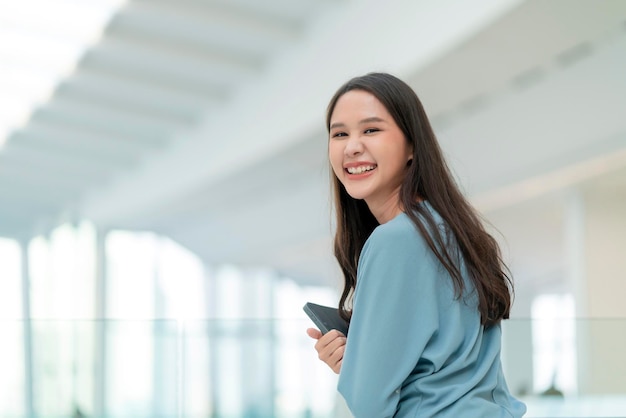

{"left": 306, "top": 328, "right": 347, "bottom": 374}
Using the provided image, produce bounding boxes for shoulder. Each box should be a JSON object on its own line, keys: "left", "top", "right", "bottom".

{"left": 369, "top": 212, "right": 419, "bottom": 245}
{"left": 366, "top": 203, "right": 441, "bottom": 252}
{"left": 360, "top": 212, "right": 429, "bottom": 267}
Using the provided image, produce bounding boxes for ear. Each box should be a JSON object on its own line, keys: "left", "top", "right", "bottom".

{"left": 406, "top": 144, "right": 414, "bottom": 163}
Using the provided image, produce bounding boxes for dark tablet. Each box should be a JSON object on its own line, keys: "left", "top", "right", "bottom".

{"left": 303, "top": 302, "right": 349, "bottom": 335}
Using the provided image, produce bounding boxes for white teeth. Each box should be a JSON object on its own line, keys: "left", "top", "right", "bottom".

{"left": 347, "top": 165, "right": 375, "bottom": 174}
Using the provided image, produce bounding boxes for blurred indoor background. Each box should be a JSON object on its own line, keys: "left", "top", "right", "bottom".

{"left": 1, "top": 0, "right": 625, "bottom": 417}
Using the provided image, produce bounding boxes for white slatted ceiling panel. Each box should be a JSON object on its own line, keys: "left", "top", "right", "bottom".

{"left": 0, "top": 0, "right": 334, "bottom": 237}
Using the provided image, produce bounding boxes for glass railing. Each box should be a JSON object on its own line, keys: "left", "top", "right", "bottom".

{"left": 1, "top": 318, "right": 625, "bottom": 417}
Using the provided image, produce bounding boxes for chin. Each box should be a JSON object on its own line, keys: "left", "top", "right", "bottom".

{"left": 344, "top": 189, "right": 370, "bottom": 201}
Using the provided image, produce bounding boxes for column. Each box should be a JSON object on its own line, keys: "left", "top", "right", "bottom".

{"left": 564, "top": 190, "right": 590, "bottom": 394}
{"left": 580, "top": 187, "right": 626, "bottom": 393}
{"left": 20, "top": 236, "right": 35, "bottom": 418}
{"left": 93, "top": 226, "right": 108, "bottom": 417}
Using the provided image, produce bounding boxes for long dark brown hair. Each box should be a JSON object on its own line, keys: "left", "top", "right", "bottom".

{"left": 327, "top": 72, "right": 513, "bottom": 327}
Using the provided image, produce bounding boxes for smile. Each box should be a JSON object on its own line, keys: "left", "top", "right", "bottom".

{"left": 346, "top": 165, "right": 376, "bottom": 174}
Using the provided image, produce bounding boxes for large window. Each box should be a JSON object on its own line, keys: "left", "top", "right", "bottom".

{"left": 2, "top": 225, "right": 342, "bottom": 417}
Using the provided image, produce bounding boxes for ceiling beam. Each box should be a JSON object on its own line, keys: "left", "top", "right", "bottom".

{"left": 105, "top": 30, "right": 263, "bottom": 73}
{"left": 23, "top": 119, "right": 169, "bottom": 150}
{"left": 118, "top": 0, "right": 302, "bottom": 47}
{"left": 58, "top": 68, "right": 222, "bottom": 120}
{"left": 79, "top": 56, "right": 232, "bottom": 101}
{"left": 0, "top": 182, "right": 77, "bottom": 207}
{"left": 0, "top": 161, "right": 104, "bottom": 195}
{"left": 80, "top": 0, "right": 525, "bottom": 225}
{"left": 31, "top": 96, "right": 186, "bottom": 139}
{"left": 0, "top": 146, "right": 118, "bottom": 181}
{"left": 54, "top": 87, "right": 198, "bottom": 126}
{"left": 8, "top": 131, "right": 136, "bottom": 167}
{"left": 80, "top": 32, "right": 260, "bottom": 92}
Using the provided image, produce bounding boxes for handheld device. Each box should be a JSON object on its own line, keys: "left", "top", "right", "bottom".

{"left": 303, "top": 302, "right": 349, "bottom": 335}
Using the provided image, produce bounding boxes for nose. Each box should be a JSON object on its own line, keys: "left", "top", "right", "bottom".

{"left": 344, "top": 134, "right": 364, "bottom": 156}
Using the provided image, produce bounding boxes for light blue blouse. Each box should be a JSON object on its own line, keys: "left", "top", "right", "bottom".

{"left": 337, "top": 206, "right": 526, "bottom": 417}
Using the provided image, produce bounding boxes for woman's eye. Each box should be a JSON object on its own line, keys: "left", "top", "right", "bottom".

{"left": 364, "top": 128, "right": 379, "bottom": 134}
{"left": 332, "top": 132, "right": 347, "bottom": 138}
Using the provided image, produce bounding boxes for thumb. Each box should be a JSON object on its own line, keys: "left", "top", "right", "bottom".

{"left": 306, "top": 327, "right": 322, "bottom": 340}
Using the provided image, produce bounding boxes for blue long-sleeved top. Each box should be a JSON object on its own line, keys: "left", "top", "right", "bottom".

{"left": 337, "top": 205, "right": 526, "bottom": 417}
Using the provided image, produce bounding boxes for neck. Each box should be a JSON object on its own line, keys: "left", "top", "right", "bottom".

{"left": 366, "top": 190, "right": 403, "bottom": 224}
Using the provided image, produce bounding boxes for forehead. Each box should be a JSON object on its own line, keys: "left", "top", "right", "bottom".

{"left": 330, "top": 90, "right": 391, "bottom": 122}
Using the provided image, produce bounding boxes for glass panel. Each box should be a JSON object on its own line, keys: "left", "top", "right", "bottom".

{"left": 155, "top": 237, "right": 208, "bottom": 416}
{"left": 274, "top": 279, "right": 339, "bottom": 417}
{"left": 106, "top": 231, "right": 158, "bottom": 416}
{"left": 0, "top": 238, "right": 22, "bottom": 318}
{"left": 502, "top": 318, "right": 626, "bottom": 417}
{"left": 215, "top": 331, "right": 243, "bottom": 417}
{"left": 531, "top": 294, "right": 577, "bottom": 394}
{"left": 0, "top": 238, "right": 24, "bottom": 416}
{"left": 30, "top": 320, "right": 94, "bottom": 416}
{"left": 106, "top": 320, "right": 156, "bottom": 417}
{"left": 106, "top": 231, "right": 156, "bottom": 319}
{"left": 155, "top": 237, "right": 206, "bottom": 320}
{"left": 215, "top": 266, "right": 243, "bottom": 319}
{"left": 183, "top": 320, "right": 212, "bottom": 417}
{"left": 29, "top": 223, "right": 97, "bottom": 417}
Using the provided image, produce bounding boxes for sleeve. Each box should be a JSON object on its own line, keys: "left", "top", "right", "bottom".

{"left": 337, "top": 224, "right": 441, "bottom": 418}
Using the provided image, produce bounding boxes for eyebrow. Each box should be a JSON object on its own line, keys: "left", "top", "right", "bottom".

{"left": 329, "top": 116, "right": 387, "bottom": 130}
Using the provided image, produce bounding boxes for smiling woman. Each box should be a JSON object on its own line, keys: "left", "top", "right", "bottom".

{"left": 307, "top": 73, "right": 527, "bottom": 417}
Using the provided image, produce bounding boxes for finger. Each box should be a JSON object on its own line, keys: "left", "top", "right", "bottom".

{"left": 328, "top": 343, "right": 345, "bottom": 366}
{"left": 326, "top": 329, "right": 346, "bottom": 339}
{"left": 314, "top": 329, "right": 345, "bottom": 351}
{"left": 306, "top": 328, "right": 322, "bottom": 340}
{"left": 317, "top": 336, "right": 347, "bottom": 363}
{"left": 320, "top": 333, "right": 347, "bottom": 354}
{"left": 332, "top": 359, "right": 343, "bottom": 374}
{"left": 315, "top": 337, "right": 346, "bottom": 359}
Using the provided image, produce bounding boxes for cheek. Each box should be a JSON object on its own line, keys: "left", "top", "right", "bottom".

{"left": 328, "top": 144, "right": 344, "bottom": 176}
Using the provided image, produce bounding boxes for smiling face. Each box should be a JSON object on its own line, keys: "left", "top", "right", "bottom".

{"left": 328, "top": 90, "right": 413, "bottom": 220}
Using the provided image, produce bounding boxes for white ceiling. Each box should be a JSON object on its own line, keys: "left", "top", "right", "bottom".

{"left": 0, "top": 0, "right": 339, "bottom": 236}
{"left": 1, "top": 0, "right": 625, "bottom": 290}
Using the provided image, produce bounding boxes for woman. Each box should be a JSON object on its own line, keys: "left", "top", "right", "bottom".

{"left": 306, "top": 73, "right": 526, "bottom": 417}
